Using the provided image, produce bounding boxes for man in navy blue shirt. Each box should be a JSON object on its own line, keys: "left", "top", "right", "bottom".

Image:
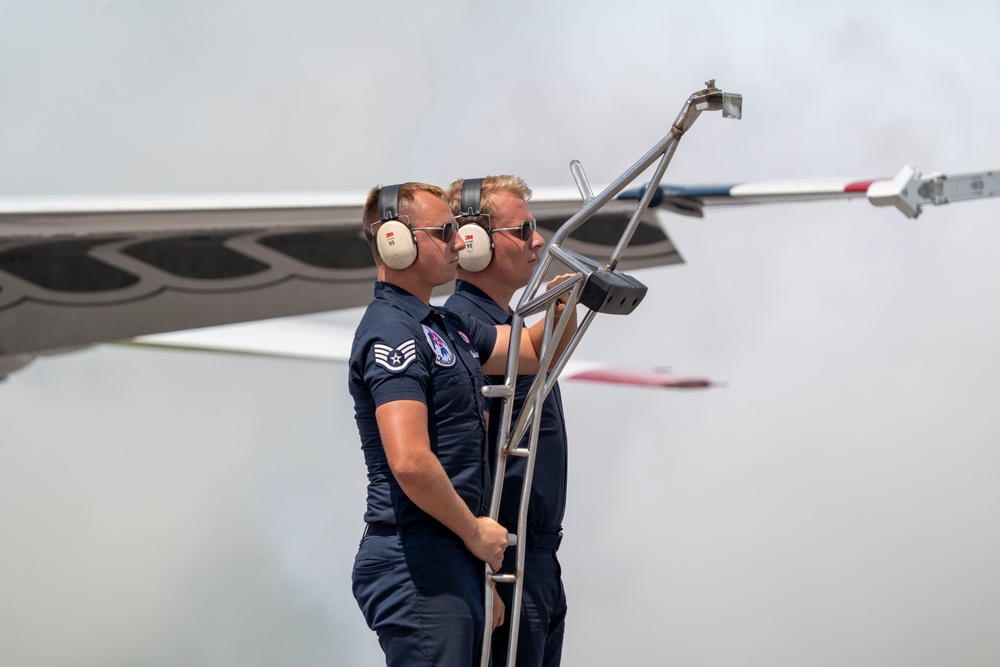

{"left": 349, "top": 182, "right": 573, "bottom": 667}
{"left": 445, "top": 175, "right": 570, "bottom": 667}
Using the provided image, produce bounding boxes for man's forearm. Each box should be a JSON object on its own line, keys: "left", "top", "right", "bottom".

{"left": 376, "top": 401, "right": 508, "bottom": 570}
{"left": 392, "top": 450, "right": 508, "bottom": 571}
{"left": 391, "top": 450, "right": 478, "bottom": 541}
{"left": 527, "top": 301, "right": 577, "bottom": 369}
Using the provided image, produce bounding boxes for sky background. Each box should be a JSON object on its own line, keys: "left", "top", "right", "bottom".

{"left": 2, "top": 1, "right": 1000, "bottom": 665}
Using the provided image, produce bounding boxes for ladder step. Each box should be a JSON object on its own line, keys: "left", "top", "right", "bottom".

{"left": 482, "top": 384, "right": 513, "bottom": 399}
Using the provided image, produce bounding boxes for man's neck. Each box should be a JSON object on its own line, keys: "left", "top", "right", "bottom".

{"left": 380, "top": 268, "right": 433, "bottom": 304}
{"left": 460, "top": 276, "right": 514, "bottom": 311}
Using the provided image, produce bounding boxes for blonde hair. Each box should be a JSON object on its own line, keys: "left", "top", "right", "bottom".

{"left": 445, "top": 175, "right": 532, "bottom": 229}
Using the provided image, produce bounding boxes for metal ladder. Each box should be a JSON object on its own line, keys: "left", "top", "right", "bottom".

{"left": 478, "top": 81, "right": 743, "bottom": 667}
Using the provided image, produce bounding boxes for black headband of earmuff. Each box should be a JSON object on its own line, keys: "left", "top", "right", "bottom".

{"left": 378, "top": 184, "right": 402, "bottom": 221}
{"left": 459, "top": 178, "right": 484, "bottom": 217}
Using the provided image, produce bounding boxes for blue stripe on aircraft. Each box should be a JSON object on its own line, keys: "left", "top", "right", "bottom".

{"left": 618, "top": 184, "right": 736, "bottom": 205}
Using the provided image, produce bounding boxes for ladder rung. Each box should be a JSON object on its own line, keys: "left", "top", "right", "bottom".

{"left": 482, "top": 384, "right": 513, "bottom": 399}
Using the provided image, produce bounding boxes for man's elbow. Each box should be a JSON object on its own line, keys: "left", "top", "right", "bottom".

{"left": 388, "top": 454, "right": 432, "bottom": 487}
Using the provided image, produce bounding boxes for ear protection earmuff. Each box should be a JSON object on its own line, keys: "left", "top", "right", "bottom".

{"left": 456, "top": 178, "right": 493, "bottom": 272}
{"left": 374, "top": 184, "right": 418, "bottom": 270}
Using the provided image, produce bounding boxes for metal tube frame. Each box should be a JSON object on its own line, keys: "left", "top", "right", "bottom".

{"left": 480, "top": 81, "right": 741, "bottom": 667}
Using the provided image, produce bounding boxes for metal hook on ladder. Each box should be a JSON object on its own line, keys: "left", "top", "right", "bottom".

{"left": 479, "top": 80, "right": 743, "bottom": 667}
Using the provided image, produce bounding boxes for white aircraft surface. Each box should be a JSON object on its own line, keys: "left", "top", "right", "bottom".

{"left": 4, "top": 4, "right": 1000, "bottom": 667}
{"left": 3, "top": 162, "right": 993, "bottom": 380}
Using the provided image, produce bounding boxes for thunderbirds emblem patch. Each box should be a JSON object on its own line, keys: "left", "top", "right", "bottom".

{"left": 373, "top": 339, "right": 416, "bottom": 373}
{"left": 422, "top": 325, "right": 456, "bottom": 367}
{"left": 456, "top": 330, "right": 478, "bottom": 358}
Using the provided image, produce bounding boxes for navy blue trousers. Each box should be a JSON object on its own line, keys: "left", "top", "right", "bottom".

{"left": 490, "top": 546, "right": 567, "bottom": 667}
{"left": 352, "top": 526, "right": 485, "bottom": 666}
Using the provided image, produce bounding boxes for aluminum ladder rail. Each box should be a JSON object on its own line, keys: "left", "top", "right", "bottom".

{"left": 479, "top": 80, "right": 743, "bottom": 667}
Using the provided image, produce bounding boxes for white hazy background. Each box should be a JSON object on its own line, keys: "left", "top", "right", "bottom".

{"left": 3, "top": 2, "right": 1000, "bottom": 665}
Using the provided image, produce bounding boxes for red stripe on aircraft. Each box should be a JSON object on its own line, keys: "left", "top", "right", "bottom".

{"left": 567, "top": 368, "right": 714, "bottom": 389}
{"left": 844, "top": 180, "right": 880, "bottom": 192}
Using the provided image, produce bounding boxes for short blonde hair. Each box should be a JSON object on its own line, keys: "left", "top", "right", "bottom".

{"left": 445, "top": 175, "right": 532, "bottom": 229}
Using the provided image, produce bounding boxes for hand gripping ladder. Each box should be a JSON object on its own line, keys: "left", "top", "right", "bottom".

{"left": 479, "top": 81, "right": 743, "bottom": 667}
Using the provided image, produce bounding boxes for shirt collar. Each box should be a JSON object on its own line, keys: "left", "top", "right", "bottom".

{"left": 453, "top": 279, "right": 512, "bottom": 325}
{"left": 374, "top": 281, "right": 434, "bottom": 321}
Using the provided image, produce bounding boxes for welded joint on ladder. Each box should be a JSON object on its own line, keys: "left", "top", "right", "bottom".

{"left": 482, "top": 384, "right": 513, "bottom": 399}
{"left": 514, "top": 272, "right": 584, "bottom": 320}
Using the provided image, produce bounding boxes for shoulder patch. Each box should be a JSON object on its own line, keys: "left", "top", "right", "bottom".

{"left": 422, "top": 325, "right": 456, "bottom": 367}
{"left": 373, "top": 339, "right": 417, "bottom": 373}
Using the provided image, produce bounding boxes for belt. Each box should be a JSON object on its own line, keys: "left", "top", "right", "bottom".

{"left": 526, "top": 529, "right": 563, "bottom": 552}
{"left": 364, "top": 520, "right": 459, "bottom": 541}
{"left": 365, "top": 522, "right": 562, "bottom": 551}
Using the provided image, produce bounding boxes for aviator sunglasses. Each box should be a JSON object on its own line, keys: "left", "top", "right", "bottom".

{"left": 492, "top": 218, "right": 537, "bottom": 242}
{"left": 411, "top": 219, "right": 459, "bottom": 244}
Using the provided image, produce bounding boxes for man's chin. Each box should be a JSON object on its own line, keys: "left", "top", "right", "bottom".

{"left": 436, "top": 268, "right": 458, "bottom": 285}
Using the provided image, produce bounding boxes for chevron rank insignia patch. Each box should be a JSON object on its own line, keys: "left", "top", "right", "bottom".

{"left": 373, "top": 339, "right": 417, "bottom": 372}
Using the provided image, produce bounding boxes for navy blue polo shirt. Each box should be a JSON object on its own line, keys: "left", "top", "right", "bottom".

{"left": 445, "top": 280, "right": 568, "bottom": 533}
{"left": 349, "top": 281, "right": 498, "bottom": 527}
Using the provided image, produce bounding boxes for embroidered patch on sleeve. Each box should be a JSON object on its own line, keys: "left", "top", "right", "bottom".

{"left": 455, "top": 329, "right": 479, "bottom": 358}
{"left": 373, "top": 339, "right": 417, "bottom": 372}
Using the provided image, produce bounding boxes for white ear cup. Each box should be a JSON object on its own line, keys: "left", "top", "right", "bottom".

{"left": 376, "top": 220, "right": 418, "bottom": 270}
{"left": 457, "top": 223, "right": 493, "bottom": 272}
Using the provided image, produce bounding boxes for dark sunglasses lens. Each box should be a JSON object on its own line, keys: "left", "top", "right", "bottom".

{"left": 520, "top": 219, "right": 536, "bottom": 241}
{"left": 442, "top": 221, "right": 457, "bottom": 243}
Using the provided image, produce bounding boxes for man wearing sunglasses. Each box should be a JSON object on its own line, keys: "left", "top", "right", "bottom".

{"left": 349, "top": 182, "right": 574, "bottom": 667}
{"left": 444, "top": 175, "right": 570, "bottom": 667}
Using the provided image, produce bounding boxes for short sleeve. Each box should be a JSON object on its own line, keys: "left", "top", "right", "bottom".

{"left": 456, "top": 311, "right": 497, "bottom": 363}
{"left": 358, "top": 317, "right": 430, "bottom": 408}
